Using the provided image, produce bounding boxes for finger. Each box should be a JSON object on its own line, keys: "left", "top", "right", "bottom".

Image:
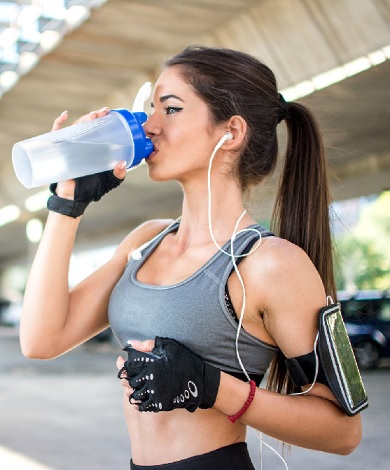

{"left": 129, "top": 388, "right": 144, "bottom": 405}
{"left": 55, "top": 180, "right": 76, "bottom": 199}
{"left": 117, "top": 366, "right": 127, "bottom": 380}
{"left": 129, "top": 396, "right": 141, "bottom": 409}
{"left": 73, "top": 107, "right": 110, "bottom": 125}
{"left": 127, "top": 339, "right": 155, "bottom": 353}
{"left": 116, "top": 355, "right": 125, "bottom": 370}
{"left": 52, "top": 110, "right": 68, "bottom": 131}
{"left": 138, "top": 396, "right": 161, "bottom": 412}
{"left": 113, "top": 160, "right": 127, "bottom": 180}
{"left": 128, "top": 374, "right": 147, "bottom": 389}
{"left": 121, "top": 378, "right": 132, "bottom": 390}
{"left": 131, "top": 387, "right": 149, "bottom": 402}
{"left": 90, "top": 106, "right": 110, "bottom": 118}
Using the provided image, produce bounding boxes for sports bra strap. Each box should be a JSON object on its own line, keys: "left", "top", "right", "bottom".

{"left": 229, "top": 228, "right": 273, "bottom": 275}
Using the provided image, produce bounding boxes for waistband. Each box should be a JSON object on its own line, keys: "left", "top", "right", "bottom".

{"left": 130, "top": 442, "right": 255, "bottom": 470}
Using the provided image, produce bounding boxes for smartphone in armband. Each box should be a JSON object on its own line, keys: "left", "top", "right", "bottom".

{"left": 318, "top": 303, "right": 368, "bottom": 416}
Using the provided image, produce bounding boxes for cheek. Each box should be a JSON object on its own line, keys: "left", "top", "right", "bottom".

{"left": 165, "top": 128, "right": 206, "bottom": 160}
{"left": 155, "top": 117, "right": 217, "bottom": 173}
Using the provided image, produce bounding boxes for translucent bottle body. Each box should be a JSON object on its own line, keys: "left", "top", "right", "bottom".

{"left": 12, "top": 110, "right": 151, "bottom": 188}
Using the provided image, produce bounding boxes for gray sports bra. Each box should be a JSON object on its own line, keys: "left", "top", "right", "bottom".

{"left": 108, "top": 222, "right": 278, "bottom": 385}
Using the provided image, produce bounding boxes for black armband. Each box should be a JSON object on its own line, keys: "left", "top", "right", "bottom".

{"left": 286, "top": 350, "right": 327, "bottom": 388}
{"left": 286, "top": 304, "right": 368, "bottom": 416}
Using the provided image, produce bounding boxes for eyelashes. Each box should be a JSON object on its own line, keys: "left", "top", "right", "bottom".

{"left": 164, "top": 106, "right": 183, "bottom": 115}
{"left": 146, "top": 106, "right": 183, "bottom": 118}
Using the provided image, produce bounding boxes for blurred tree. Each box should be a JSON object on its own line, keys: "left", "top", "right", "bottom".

{"left": 334, "top": 191, "right": 390, "bottom": 291}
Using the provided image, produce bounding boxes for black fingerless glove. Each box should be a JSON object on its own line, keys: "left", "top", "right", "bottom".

{"left": 118, "top": 336, "right": 221, "bottom": 413}
{"left": 47, "top": 170, "right": 124, "bottom": 218}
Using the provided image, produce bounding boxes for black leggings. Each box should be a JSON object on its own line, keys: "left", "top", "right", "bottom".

{"left": 130, "top": 442, "right": 255, "bottom": 470}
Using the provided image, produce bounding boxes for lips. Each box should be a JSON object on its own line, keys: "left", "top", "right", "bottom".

{"left": 146, "top": 147, "right": 158, "bottom": 161}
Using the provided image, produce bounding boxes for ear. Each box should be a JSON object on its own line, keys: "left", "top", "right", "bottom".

{"left": 223, "top": 115, "right": 247, "bottom": 150}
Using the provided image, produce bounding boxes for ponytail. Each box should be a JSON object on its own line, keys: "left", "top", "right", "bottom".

{"left": 272, "top": 101, "right": 336, "bottom": 298}
{"left": 268, "top": 101, "right": 336, "bottom": 394}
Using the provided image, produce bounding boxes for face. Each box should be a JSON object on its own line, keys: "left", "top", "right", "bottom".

{"left": 143, "top": 67, "right": 225, "bottom": 183}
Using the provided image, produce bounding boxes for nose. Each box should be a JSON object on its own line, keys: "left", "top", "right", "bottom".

{"left": 143, "top": 112, "right": 160, "bottom": 138}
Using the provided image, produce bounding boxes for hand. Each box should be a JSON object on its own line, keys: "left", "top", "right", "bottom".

{"left": 47, "top": 108, "right": 127, "bottom": 218}
{"left": 117, "top": 337, "right": 221, "bottom": 413}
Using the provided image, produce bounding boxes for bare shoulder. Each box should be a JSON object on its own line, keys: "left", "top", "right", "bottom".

{"left": 255, "top": 236, "right": 323, "bottom": 285}
{"left": 248, "top": 236, "right": 327, "bottom": 356}
{"left": 114, "top": 218, "right": 175, "bottom": 262}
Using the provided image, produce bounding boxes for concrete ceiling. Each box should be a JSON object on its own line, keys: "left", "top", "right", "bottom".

{"left": 0, "top": 0, "right": 389, "bottom": 269}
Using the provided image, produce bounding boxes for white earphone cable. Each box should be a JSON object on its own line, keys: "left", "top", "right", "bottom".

{"left": 207, "top": 133, "right": 321, "bottom": 469}
{"left": 207, "top": 134, "right": 262, "bottom": 381}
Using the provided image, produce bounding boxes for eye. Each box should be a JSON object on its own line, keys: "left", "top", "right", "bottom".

{"left": 164, "top": 106, "right": 183, "bottom": 115}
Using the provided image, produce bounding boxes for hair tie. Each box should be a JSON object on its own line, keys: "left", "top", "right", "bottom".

{"left": 277, "top": 93, "right": 287, "bottom": 124}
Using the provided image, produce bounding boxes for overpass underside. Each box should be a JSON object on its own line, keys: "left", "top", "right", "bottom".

{"left": 0, "top": 0, "right": 389, "bottom": 266}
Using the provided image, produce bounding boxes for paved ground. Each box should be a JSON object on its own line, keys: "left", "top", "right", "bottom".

{"left": 0, "top": 326, "right": 389, "bottom": 469}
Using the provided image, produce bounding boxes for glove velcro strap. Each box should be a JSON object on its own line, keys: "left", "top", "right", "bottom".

{"left": 47, "top": 194, "right": 89, "bottom": 218}
{"left": 200, "top": 362, "right": 220, "bottom": 409}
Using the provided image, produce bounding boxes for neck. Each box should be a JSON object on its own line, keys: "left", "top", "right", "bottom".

{"left": 176, "top": 175, "right": 255, "bottom": 248}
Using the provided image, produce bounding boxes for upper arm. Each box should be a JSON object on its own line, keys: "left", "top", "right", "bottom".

{"left": 254, "top": 239, "right": 342, "bottom": 404}
{"left": 258, "top": 239, "right": 326, "bottom": 358}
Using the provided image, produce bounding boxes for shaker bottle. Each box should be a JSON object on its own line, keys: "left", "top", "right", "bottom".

{"left": 12, "top": 109, "right": 154, "bottom": 189}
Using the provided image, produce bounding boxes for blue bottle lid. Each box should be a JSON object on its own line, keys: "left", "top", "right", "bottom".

{"left": 111, "top": 109, "right": 154, "bottom": 167}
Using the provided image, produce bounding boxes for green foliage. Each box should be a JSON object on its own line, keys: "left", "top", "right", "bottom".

{"left": 333, "top": 192, "right": 390, "bottom": 291}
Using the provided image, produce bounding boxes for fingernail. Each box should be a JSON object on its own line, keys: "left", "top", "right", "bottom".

{"left": 100, "top": 107, "right": 110, "bottom": 112}
{"left": 120, "top": 160, "right": 127, "bottom": 170}
{"left": 61, "top": 110, "right": 68, "bottom": 116}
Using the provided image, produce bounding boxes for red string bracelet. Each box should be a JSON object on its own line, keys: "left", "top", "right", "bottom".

{"left": 227, "top": 380, "right": 257, "bottom": 424}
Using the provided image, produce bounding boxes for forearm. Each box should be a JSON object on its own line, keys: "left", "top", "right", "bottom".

{"left": 214, "top": 372, "right": 362, "bottom": 455}
{"left": 20, "top": 212, "right": 80, "bottom": 357}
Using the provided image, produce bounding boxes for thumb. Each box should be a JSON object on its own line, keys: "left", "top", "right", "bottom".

{"left": 113, "top": 160, "right": 127, "bottom": 180}
{"left": 127, "top": 339, "right": 155, "bottom": 353}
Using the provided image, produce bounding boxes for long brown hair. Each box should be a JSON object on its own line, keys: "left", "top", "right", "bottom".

{"left": 165, "top": 45, "right": 336, "bottom": 394}
{"left": 269, "top": 102, "right": 336, "bottom": 393}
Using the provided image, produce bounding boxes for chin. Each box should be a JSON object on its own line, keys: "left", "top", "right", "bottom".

{"left": 146, "top": 165, "right": 174, "bottom": 183}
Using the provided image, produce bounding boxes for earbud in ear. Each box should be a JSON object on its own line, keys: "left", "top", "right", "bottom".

{"left": 214, "top": 131, "right": 234, "bottom": 152}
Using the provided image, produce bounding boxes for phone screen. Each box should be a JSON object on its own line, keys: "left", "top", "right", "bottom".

{"left": 326, "top": 309, "right": 367, "bottom": 408}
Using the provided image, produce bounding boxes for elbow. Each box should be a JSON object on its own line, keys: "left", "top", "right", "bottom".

{"left": 20, "top": 331, "right": 39, "bottom": 359}
{"left": 336, "top": 415, "right": 363, "bottom": 455}
{"left": 20, "top": 321, "right": 60, "bottom": 360}
{"left": 338, "top": 438, "right": 361, "bottom": 456}
{"left": 20, "top": 343, "right": 50, "bottom": 360}
{"left": 20, "top": 336, "right": 58, "bottom": 360}
{"left": 22, "top": 347, "right": 57, "bottom": 360}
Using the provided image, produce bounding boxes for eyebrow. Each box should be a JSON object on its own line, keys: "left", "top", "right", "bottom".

{"left": 150, "top": 94, "right": 184, "bottom": 107}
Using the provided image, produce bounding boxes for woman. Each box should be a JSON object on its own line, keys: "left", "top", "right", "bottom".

{"left": 20, "top": 46, "right": 362, "bottom": 469}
